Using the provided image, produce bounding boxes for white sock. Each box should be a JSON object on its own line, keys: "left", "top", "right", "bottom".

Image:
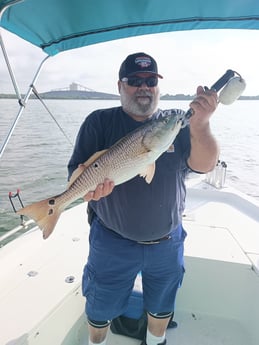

{"left": 146, "top": 328, "right": 166, "bottom": 345}
{"left": 88, "top": 339, "right": 107, "bottom": 345}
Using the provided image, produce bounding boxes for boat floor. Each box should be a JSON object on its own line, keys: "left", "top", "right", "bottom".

{"left": 1, "top": 179, "right": 259, "bottom": 345}
{"left": 107, "top": 313, "right": 249, "bottom": 345}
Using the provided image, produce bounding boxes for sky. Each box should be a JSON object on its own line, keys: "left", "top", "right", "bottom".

{"left": 0, "top": 28, "right": 259, "bottom": 96}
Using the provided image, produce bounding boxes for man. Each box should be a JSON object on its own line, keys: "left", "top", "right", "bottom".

{"left": 68, "top": 52, "right": 219, "bottom": 345}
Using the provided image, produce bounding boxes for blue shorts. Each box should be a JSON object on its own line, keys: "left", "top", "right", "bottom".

{"left": 82, "top": 216, "right": 186, "bottom": 321}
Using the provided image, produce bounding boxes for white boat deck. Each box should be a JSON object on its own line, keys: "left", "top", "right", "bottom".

{"left": 0, "top": 179, "right": 258, "bottom": 345}
{"left": 184, "top": 180, "right": 259, "bottom": 271}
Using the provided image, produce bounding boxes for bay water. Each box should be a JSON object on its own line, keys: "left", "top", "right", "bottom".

{"left": 0, "top": 99, "right": 258, "bottom": 235}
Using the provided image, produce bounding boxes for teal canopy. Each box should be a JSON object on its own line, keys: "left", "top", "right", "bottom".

{"left": 0, "top": 0, "right": 259, "bottom": 56}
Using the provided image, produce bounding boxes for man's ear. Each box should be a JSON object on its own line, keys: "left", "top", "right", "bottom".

{"left": 118, "top": 80, "right": 122, "bottom": 93}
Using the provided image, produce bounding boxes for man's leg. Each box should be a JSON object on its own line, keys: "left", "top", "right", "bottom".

{"left": 82, "top": 217, "right": 143, "bottom": 344}
{"left": 88, "top": 323, "right": 109, "bottom": 344}
{"left": 142, "top": 225, "right": 187, "bottom": 345}
{"left": 147, "top": 312, "right": 171, "bottom": 335}
{"left": 145, "top": 313, "right": 171, "bottom": 344}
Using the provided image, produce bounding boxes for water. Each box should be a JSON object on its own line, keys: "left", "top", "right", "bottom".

{"left": 0, "top": 99, "right": 259, "bottom": 235}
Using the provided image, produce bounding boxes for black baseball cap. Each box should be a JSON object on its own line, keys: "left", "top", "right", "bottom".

{"left": 119, "top": 52, "right": 163, "bottom": 79}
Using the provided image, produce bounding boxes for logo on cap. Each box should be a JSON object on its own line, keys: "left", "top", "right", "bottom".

{"left": 135, "top": 56, "right": 152, "bottom": 68}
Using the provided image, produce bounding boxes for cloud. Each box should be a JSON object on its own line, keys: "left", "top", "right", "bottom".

{"left": 1, "top": 28, "right": 259, "bottom": 96}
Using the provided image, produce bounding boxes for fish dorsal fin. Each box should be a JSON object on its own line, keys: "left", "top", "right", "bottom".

{"left": 139, "top": 163, "right": 156, "bottom": 184}
{"left": 83, "top": 149, "right": 108, "bottom": 168}
{"left": 67, "top": 164, "right": 85, "bottom": 189}
{"left": 67, "top": 149, "right": 107, "bottom": 188}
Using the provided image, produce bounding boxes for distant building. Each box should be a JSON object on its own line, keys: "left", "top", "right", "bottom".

{"left": 69, "top": 82, "right": 79, "bottom": 91}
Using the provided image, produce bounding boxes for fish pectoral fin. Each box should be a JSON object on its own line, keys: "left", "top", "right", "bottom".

{"left": 67, "top": 149, "right": 108, "bottom": 188}
{"left": 139, "top": 163, "right": 156, "bottom": 184}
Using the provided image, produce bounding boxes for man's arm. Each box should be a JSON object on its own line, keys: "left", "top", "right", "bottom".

{"left": 187, "top": 86, "right": 220, "bottom": 173}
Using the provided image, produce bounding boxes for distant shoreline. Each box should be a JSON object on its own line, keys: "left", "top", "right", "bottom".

{"left": 0, "top": 92, "right": 258, "bottom": 100}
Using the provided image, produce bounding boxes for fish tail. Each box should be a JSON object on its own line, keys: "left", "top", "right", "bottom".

{"left": 17, "top": 196, "right": 63, "bottom": 239}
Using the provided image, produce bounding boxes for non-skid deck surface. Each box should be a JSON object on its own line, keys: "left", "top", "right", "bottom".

{"left": 107, "top": 312, "right": 249, "bottom": 345}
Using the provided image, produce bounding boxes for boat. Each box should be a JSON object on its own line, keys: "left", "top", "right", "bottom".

{"left": 0, "top": 1, "right": 259, "bottom": 344}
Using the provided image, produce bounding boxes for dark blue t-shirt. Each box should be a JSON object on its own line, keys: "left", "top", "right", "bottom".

{"left": 68, "top": 106, "right": 191, "bottom": 241}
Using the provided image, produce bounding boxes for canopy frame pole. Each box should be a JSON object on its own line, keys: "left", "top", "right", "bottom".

{"left": 0, "top": 1, "right": 51, "bottom": 159}
{"left": 0, "top": 53, "right": 50, "bottom": 159}
{"left": 0, "top": 0, "right": 24, "bottom": 101}
{"left": 0, "top": 29, "right": 22, "bottom": 101}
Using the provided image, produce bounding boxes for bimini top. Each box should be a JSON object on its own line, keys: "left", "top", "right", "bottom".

{"left": 0, "top": 0, "right": 259, "bottom": 56}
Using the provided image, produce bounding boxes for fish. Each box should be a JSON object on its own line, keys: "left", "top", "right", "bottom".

{"left": 17, "top": 110, "right": 185, "bottom": 239}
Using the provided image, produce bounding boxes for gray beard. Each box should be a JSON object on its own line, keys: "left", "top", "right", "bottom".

{"left": 120, "top": 90, "right": 159, "bottom": 117}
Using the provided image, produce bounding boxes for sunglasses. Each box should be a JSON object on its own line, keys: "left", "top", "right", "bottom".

{"left": 121, "top": 76, "right": 158, "bottom": 87}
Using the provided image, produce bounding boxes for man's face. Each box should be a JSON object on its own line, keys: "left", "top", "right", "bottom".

{"left": 118, "top": 73, "right": 160, "bottom": 121}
